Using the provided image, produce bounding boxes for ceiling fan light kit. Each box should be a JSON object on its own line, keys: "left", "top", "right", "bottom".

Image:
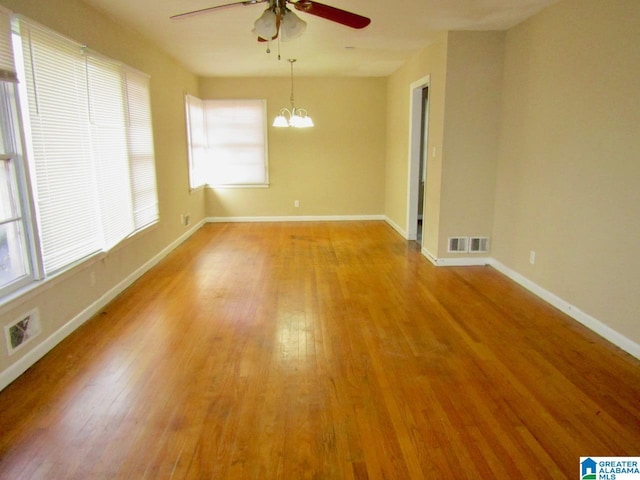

{"left": 171, "top": 0, "right": 370, "bottom": 43}
{"left": 280, "top": 9, "right": 306, "bottom": 42}
{"left": 252, "top": 9, "right": 278, "bottom": 39}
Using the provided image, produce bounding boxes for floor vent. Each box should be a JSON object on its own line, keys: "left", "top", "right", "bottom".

{"left": 5, "top": 309, "right": 41, "bottom": 355}
{"left": 448, "top": 237, "right": 469, "bottom": 253}
{"left": 469, "top": 236, "right": 490, "bottom": 253}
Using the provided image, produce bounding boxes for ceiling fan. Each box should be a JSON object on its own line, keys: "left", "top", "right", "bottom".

{"left": 170, "top": 0, "right": 371, "bottom": 43}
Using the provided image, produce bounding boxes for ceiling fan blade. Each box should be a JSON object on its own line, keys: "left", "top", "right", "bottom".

{"left": 291, "top": 0, "right": 371, "bottom": 29}
{"left": 170, "top": 0, "right": 266, "bottom": 20}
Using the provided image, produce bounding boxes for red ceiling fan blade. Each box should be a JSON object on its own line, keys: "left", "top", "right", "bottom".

{"left": 291, "top": 0, "right": 371, "bottom": 29}
{"left": 170, "top": 0, "right": 266, "bottom": 20}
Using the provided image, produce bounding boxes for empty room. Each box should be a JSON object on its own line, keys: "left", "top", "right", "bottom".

{"left": 0, "top": 0, "right": 638, "bottom": 478}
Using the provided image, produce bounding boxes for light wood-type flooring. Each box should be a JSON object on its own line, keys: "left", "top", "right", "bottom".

{"left": 1, "top": 221, "right": 639, "bottom": 479}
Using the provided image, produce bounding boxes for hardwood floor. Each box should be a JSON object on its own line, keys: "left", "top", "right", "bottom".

{"left": 0, "top": 221, "right": 639, "bottom": 479}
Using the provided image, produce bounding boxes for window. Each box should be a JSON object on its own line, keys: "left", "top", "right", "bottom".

{"left": 0, "top": 81, "right": 33, "bottom": 295}
{"left": 0, "top": 11, "right": 158, "bottom": 297}
{"left": 14, "top": 18, "right": 159, "bottom": 274}
{"left": 185, "top": 96, "right": 268, "bottom": 188}
{"left": 0, "top": 7, "right": 34, "bottom": 296}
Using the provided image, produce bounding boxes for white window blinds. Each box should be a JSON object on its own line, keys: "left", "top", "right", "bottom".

{"left": 185, "top": 97, "right": 268, "bottom": 187}
{"left": 125, "top": 69, "right": 158, "bottom": 229}
{"left": 0, "top": 7, "right": 16, "bottom": 81}
{"left": 18, "top": 20, "right": 100, "bottom": 273}
{"left": 206, "top": 99, "right": 268, "bottom": 186}
{"left": 87, "top": 54, "right": 135, "bottom": 250}
{"left": 16, "top": 18, "right": 158, "bottom": 274}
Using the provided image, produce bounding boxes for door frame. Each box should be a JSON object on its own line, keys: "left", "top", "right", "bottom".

{"left": 406, "top": 75, "right": 430, "bottom": 241}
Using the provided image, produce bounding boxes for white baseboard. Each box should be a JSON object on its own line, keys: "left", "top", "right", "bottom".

{"left": 0, "top": 219, "right": 205, "bottom": 392}
{"left": 384, "top": 216, "right": 408, "bottom": 239}
{"left": 422, "top": 248, "right": 438, "bottom": 265}
{"left": 488, "top": 258, "right": 640, "bottom": 360}
{"left": 419, "top": 251, "right": 639, "bottom": 360}
{"left": 207, "top": 215, "right": 385, "bottom": 223}
{"left": 424, "top": 252, "right": 490, "bottom": 267}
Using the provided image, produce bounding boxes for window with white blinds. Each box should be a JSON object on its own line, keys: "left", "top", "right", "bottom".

{"left": 15, "top": 18, "right": 158, "bottom": 274}
{"left": 185, "top": 97, "right": 268, "bottom": 188}
{"left": 125, "top": 69, "right": 158, "bottom": 228}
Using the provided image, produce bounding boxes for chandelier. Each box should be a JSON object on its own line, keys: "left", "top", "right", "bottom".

{"left": 273, "top": 59, "right": 314, "bottom": 128}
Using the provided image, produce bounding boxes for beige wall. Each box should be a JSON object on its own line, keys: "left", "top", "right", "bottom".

{"left": 199, "top": 77, "right": 386, "bottom": 218}
{"left": 383, "top": 31, "right": 503, "bottom": 259}
{"left": 439, "top": 31, "right": 504, "bottom": 258}
{"left": 493, "top": 0, "right": 640, "bottom": 343}
{"left": 0, "top": 0, "right": 201, "bottom": 375}
{"left": 384, "top": 32, "right": 448, "bottom": 254}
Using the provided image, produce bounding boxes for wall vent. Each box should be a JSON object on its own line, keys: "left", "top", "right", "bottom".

{"left": 469, "top": 236, "right": 490, "bottom": 253}
{"left": 448, "top": 236, "right": 469, "bottom": 253}
{"left": 5, "top": 309, "right": 41, "bottom": 355}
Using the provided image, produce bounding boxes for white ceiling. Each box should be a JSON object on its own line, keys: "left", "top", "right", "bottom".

{"left": 81, "top": 0, "right": 559, "bottom": 77}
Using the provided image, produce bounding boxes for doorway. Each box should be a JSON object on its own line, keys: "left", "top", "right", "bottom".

{"left": 417, "top": 86, "right": 429, "bottom": 243}
{"left": 407, "top": 76, "right": 430, "bottom": 245}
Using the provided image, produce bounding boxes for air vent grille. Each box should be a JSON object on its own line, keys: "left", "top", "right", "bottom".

{"left": 5, "top": 309, "right": 41, "bottom": 355}
{"left": 470, "top": 236, "right": 490, "bottom": 253}
{"left": 448, "top": 237, "right": 469, "bottom": 253}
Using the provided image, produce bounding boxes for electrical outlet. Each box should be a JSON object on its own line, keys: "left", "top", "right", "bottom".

{"left": 294, "top": 200, "right": 300, "bottom": 208}
{"left": 529, "top": 250, "right": 536, "bottom": 265}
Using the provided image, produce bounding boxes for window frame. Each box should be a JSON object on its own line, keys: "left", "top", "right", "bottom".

{"left": 0, "top": 80, "right": 39, "bottom": 298}
{"left": 184, "top": 94, "right": 208, "bottom": 190}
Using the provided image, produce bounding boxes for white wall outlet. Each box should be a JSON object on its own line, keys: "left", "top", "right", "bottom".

{"left": 529, "top": 250, "right": 536, "bottom": 265}
{"left": 294, "top": 200, "right": 300, "bottom": 208}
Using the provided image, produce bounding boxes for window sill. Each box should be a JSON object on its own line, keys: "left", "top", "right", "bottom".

{"left": 206, "top": 183, "right": 270, "bottom": 189}
{"left": 0, "top": 222, "right": 158, "bottom": 314}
